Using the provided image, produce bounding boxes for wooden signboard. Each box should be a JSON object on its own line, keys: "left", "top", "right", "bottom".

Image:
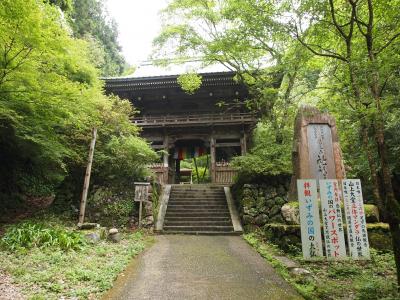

{"left": 342, "top": 179, "right": 370, "bottom": 259}
{"left": 134, "top": 182, "right": 150, "bottom": 228}
{"left": 297, "top": 179, "right": 323, "bottom": 259}
{"left": 307, "top": 124, "right": 336, "bottom": 180}
{"left": 320, "top": 179, "right": 347, "bottom": 259}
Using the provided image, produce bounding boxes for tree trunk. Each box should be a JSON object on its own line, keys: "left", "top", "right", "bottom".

{"left": 389, "top": 221, "right": 400, "bottom": 286}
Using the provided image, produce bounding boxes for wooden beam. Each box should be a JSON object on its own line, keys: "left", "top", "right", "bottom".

{"left": 78, "top": 127, "right": 97, "bottom": 225}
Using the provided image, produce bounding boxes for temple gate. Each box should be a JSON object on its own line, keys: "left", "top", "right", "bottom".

{"left": 104, "top": 69, "right": 256, "bottom": 185}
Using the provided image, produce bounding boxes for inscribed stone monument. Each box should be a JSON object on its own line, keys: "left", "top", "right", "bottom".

{"left": 289, "top": 106, "right": 346, "bottom": 200}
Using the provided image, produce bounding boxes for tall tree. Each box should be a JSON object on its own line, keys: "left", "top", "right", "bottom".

{"left": 69, "top": 0, "right": 126, "bottom": 76}
{"left": 0, "top": 0, "right": 156, "bottom": 211}
{"left": 290, "top": 0, "right": 400, "bottom": 284}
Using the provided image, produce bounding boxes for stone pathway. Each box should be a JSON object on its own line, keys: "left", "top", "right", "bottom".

{"left": 102, "top": 235, "right": 303, "bottom": 300}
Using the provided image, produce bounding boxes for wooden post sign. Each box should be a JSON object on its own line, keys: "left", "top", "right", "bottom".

{"left": 342, "top": 179, "right": 370, "bottom": 259}
{"left": 297, "top": 179, "right": 323, "bottom": 259}
{"left": 320, "top": 179, "right": 347, "bottom": 259}
{"left": 134, "top": 182, "right": 151, "bottom": 228}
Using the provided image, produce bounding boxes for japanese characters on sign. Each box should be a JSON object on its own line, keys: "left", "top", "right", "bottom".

{"left": 307, "top": 125, "right": 336, "bottom": 180}
{"left": 320, "top": 179, "right": 347, "bottom": 259}
{"left": 342, "top": 179, "right": 370, "bottom": 259}
{"left": 297, "top": 179, "right": 323, "bottom": 259}
{"left": 134, "top": 182, "right": 150, "bottom": 203}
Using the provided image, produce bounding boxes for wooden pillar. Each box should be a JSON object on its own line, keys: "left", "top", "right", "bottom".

{"left": 163, "top": 135, "right": 169, "bottom": 184}
{"left": 210, "top": 135, "right": 216, "bottom": 183}
{"left": 240, "top": 131, "right": 247, "bottom": 155}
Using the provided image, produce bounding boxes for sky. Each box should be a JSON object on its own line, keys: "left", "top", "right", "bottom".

{"left": 105, "top": 0, "right": 169, "bottom": 66}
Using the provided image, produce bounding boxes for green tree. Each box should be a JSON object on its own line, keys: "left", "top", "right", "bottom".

{"left": 69, "top": 0, "right": 126, "bottom": 76}
{"left": 0, "top": 0, "right": 156, "bottom": 212}
{"left": 290, "top": 0, "right": 400, "bottom": 284}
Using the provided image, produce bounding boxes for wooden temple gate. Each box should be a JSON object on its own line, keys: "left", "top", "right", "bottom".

{"left": 104, "top": 69, "right": 257, "bottom": 185}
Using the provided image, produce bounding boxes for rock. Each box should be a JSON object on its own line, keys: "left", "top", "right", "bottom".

{"left": 290, "top": 267, "right": 311, "bottom": 277}
{"left": 281, "top": 203, "right": 300, "bottom": 225}
{"left": 254, "top": 214, "right": 269, "bottom": 226}
{"left": 273, "top": 256, "right": 298, "bottom": 269}
{"left": 248, "top": 208, "right": 258, "bottom": 217}
{"left": 265, "top": 187, "right": 278, "bottom": 199}
{"left": 269, "top": 214, "right": 284, "bottom": 224}
{"left": 364, "top": 204, "right": 380, "bottom": 223}
{"left": 141, "top": 215, "right": 154, "bottom": 227}
{"left": 274, "top": 196, "right": 286, "bottom": 207}
{"left": 108, "top": 232, "right": 121, "bottom": 243}
{"left": 277, "top": 185, "right": 286, "bottom": 196}
{"left": 269, "top": 205, "right": 281, "bottom": 216}
{"left": 77, "top": 223, "right": 99, "bottom": 230}
{"left": 109, "top": 228, "right": 118, "bottom": 234}
{"left": 242, "top": 215, "right": 254, "bottom": 225}
{"left": 265, "top": 199, "right": 275, "bottom": 209}
{"left": 84, "top": 232, "right": 100, "bottom": 244}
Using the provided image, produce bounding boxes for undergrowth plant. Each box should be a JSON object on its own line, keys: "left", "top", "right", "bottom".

{"left": 0, "top": 222, "right": 85, "bottom": 251}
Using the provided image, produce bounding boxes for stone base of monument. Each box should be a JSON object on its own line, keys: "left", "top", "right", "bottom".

{"left": 264, "top": 223, "right": 392, "bottom": 252}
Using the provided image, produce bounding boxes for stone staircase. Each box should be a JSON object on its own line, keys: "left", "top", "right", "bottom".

{"left": 162, "top": 185, "right": 237, "bottom": 235}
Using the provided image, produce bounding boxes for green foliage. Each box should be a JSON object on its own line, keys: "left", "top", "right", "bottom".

{"left": 177, "top": 72, "right": 202, "bottom": 94}
{"left": 232, "top": 123, "right": 292, "bottom": 177}
{"left": 1, "top": 222, "right": 85, "bottom": 251}
{"left": 245, "top": 233, "right": 400, "bottom": 300}
{"left": 0, "top": 0, "right": 156, "bottom": 210}
{"left": 69, "top": 0, "right": 126, "bottom": 76}
{"left": 0, "top": 218, "right": 151, "bottom": 299}
{"left": 87, "top": 187, "right": 135, "bottom": 227}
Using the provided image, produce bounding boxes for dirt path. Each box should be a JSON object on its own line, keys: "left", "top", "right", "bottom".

{"left": 102, "top": 235, "right": 302, "bottom": 300}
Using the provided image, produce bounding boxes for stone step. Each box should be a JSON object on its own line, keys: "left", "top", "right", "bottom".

{"left": 161, "top": 231, "right": 239, "bottom": 236}
{"left": 164, "top": 220, "right": 233, "bottom": 226}
{"left": 168, "top": 201, "right": 227, "bottom": 205}
{"left": 167, "top": 204, "right": 228, "bottom": 209}
{"left": 163, "top": 225, "right": 234, "bottom": 232}
{"left": 166, "top": 209, "right": 230, "bottom": 214}
{"left": 164, "top": 216, "right": 231, "bottom": 222}
{"left": 169, "top": 196, "right": 226, "bottom": 200}
{"left": 165, "top": 212, "right": 231, "bottom": 217}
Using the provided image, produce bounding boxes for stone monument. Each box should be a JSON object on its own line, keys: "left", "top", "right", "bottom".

{"left": 289, "top": 106, "right": 346, "bottom": 200}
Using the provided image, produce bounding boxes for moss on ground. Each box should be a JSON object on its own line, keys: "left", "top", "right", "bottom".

{"left": 244, "top": 231, "right": 399, "bottom": 300}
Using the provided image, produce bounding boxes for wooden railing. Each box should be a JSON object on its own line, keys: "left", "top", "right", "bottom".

{"left": 215, "top": 162, "right": 237, "bottom": 184}
{"left": 132, "top": 113, "right": 256, "bottom": 127}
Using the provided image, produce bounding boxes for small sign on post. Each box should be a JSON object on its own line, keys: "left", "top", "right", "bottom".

{"left": 134, "top": 182, "right": 151, "bottom": 228}
{"left": 297, "top": 179, "right": 323, "bottom": 259}
{"left": 320, "top": 179, "right": 347, "bottom": 259}
{"left": 342, "top": 179, "right": 370, "bottom": 259}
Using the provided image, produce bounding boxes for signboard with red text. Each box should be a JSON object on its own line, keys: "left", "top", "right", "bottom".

{"left": 297, "top": 179, "right": 323, "bottom": 259}
{"left": 320, "top": 179, "right": 347, "bottom": 259}
{"left": 342, "top": 179, "right": 370, "bottom": 259}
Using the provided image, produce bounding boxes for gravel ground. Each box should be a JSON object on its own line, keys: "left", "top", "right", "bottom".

{"left": 0, "top": 271, "right": 24, "bottom": 300}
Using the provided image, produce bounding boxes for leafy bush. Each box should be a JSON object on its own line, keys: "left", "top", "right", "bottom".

{"left": 1, "top": 222, "right": 85, "bottom": 251}
{"left": 87, "top": 187, "right": 135, "bottom": 227}
{"left": 231, "top": 123, "right": 292, "bottom": 178}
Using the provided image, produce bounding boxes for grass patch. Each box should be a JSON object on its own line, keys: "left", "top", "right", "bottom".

{"left": 244, "top": 231, "right": 399, "bottom": 300}
{"left": 0, "top": 217, "right": 153, "bottom": 300}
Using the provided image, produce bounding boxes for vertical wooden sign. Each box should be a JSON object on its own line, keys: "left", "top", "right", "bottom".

{"left": 134, "top": 182, "right": 150, "bottom": 228}
{"left": 297, "top": 179, "right": 323, "bottom": 259}
{"left": 342, "top": 179, "right": 370, "bottom": 259}
{"left": 320, "top": 179, "right": 347, "bottom": 259}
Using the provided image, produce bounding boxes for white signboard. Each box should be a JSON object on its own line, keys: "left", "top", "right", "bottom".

{"left": 320, "top": 179, "right": 347, "bottom": 259}
{"left": 342, "top": 179, "right": 370, "bottom": 259}
{"left": 297, "top": 179, "right": 323, "bottom": 259}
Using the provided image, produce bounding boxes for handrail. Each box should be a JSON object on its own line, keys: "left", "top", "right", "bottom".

{"left": 132, "top": 113, "right": 257, "bottom": 126}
